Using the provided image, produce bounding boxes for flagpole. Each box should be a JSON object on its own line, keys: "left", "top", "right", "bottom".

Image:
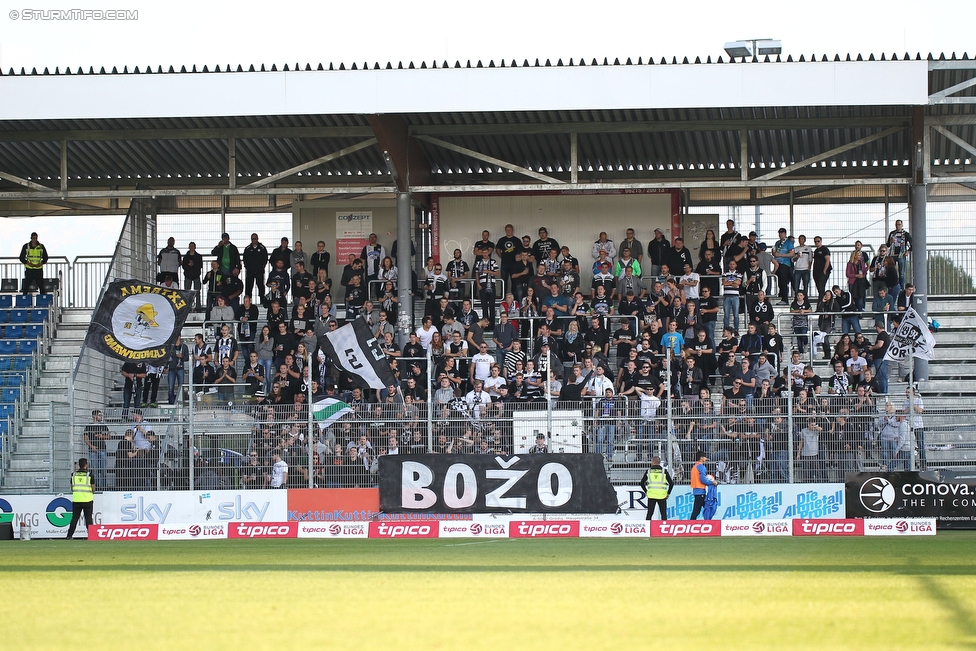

{"left": 307, "top": 350, "right": 314, "bottom": 488}
{"left": 908, "top": 337, "right": 915, "bottom": 472}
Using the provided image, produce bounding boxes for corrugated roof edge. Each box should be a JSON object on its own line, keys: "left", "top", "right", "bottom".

{"left": 3, "top": 52, "right": 970, "bottom": 76}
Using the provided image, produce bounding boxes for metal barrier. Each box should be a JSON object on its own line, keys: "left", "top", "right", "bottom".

{"left": 61, "top": 386, "right": 971, "bottom": 491}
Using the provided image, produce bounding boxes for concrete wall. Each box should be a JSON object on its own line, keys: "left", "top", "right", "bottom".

{"left": 293, "top": 198, "right": 398, "bottom": 269}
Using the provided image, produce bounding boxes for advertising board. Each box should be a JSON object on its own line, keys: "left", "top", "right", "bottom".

{"left": 615, "top": 484, "right": 845, "bottom": 521}
{"left": 0, "top": 494, "right": 103, "bottom": 539}
{"left": 846, "top": 472, "right": 976, "bottom": 529}
{"left": 100, "top": 490, "right": 288, "bottom": 525}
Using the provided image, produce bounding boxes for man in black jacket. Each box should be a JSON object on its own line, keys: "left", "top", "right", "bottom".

{"left": 242, "top": 233, "right": 269, "bottom": 302}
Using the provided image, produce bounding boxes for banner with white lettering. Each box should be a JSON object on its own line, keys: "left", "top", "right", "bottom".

{"left": 85, "top": 279, "right": 194, "bottom": 363}
{"left": 883, "top": 307, "right": 936, "bottom": 363}
{"left": 319, "top": 319, "right": 398, "bottom": 390}
{"left": 846, "top": 471, "right": 976, "bottom": 529}
{"left": 378, "top": 454, "right": 618, "bottom": 514}
{"left": 613, "top": 483, "right": 845, "bottom": 521}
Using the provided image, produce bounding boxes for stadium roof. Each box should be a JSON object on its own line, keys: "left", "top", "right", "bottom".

{"left": 0, "top": 54, "right": 974, "bottom": 215}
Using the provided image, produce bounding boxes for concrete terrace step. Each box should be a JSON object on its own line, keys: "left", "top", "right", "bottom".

{"left": 59, "top": 309, "right": 94, "bottom": 325}
{"left": 1, "top": 470, "right": 52, "bottom": 490}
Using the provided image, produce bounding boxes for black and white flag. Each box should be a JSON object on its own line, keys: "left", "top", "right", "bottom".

{"left": 85, "top": 280, "right": 194, "bottom": 363}
{"left": 883, "top": 307, "right": 936, "bottom": 363}
{"left": 319, "top": 318, "right": 398, "bottom": 389}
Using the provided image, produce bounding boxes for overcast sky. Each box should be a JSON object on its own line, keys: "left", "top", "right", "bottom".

{"left": 1, "top": 0, "right": 972, "bottom": 73}
{"left": 0, "top": 0, "right": 972, "bottom": 257}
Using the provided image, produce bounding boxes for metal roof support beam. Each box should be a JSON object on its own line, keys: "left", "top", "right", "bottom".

{"left": 570, "top": 133, "right": 578, "bottom": 184}
{"left": 933, "top": 126, "right": 976, "bottom": 161}
{"left": 366, "top": 115, "right": 432, "bottom": 193}
{"left": 409, "top": 117, "right": 910, "bottom": 137}
{"left": 60, "top": 140, "right": 67, "bottom": 193}
{"left": 0, "top": 126, "right": 375, "bottom": 143}
{"left": 415, "top": 135, "right": 564, "bottom": 184}
{"left": 409, "top": 177, "right": 912, "bottom": 193}
{"left": 928, "top": 115, "right": 976, "bottom": 126}
{"left": 228, "top": 138, "right": 236, "bottom": 189}
{"left": 930, "top": 75, "right": 976, "bottom": 103}
{"left": 243, "top": 138, "right": 378, "bottom": 189}
{"left": 739, "top": 131, "right": 749, "bottom": 181}
{"left": 752, "top": 126, "right": 905, "bottom": 182}
{"left": 0, "top": 169, "right": 55, "bottom": 192}
{"left": 0, "top": 186, "right": 396, "bottom": 200}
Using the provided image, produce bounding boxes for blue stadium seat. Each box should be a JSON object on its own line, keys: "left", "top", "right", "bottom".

{"left": 0, "top": 404, "right": 13, "bottom": 418}
{"left": 25, "top": 324, "right": 44, "bottom": 339}
{"left": 34, "top": 294, "right": 53, "bottom": 308}
{"left": 14, "top": 295, "right": 32, "bottom": 308}
{"left": 29, "top": 309, "right": 48, "bottom": 323}
{"left": 12, "top": 357, "right": 30, "bottom": 371}
{"left": 2, "top": 388, "right": 20, "bottom": 403}
{"left": 0, "top": 295, "right": 11, "bottom": 308}
{"left": 9, "top": 310, "right": 28, "bottom": 324}
{"left": 0, "top": 341, "right": 17, "bottom": 355}
{"left": 0, "top": 419, "right": 8, "bottom": 439}
{"left": 20, "top": 340, "right": 37, "bottom": 355}
{"left": 4, "top": 326, "right": 23, "bottom": 339}
{"left": 0, "top": 311, "right": 7, "bottom": 324}
{"left": 0, "top": 359, "right": 10, "bottom": 371}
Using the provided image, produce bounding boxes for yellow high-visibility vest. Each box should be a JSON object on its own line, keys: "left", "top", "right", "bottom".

{"left": 24, "top": 245, "right": 44, "bottom": 269}
{"left": 645, "top": 468, "right": 669, "bottom": 500}
{"left": 71, "top": 472, "right": 94, "bottom": 503}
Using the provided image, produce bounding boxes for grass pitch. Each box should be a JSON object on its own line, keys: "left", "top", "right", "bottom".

{"left": 4, "top": 534, "right": 976, "bottom": 650}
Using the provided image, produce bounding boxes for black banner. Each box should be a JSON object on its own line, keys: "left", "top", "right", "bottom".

{"left": 85, "top": 280, "right": 194, "bottom": 364}
{"left": 846, "top": 471, "right": 976, "bottom": 529}
{"left": 379, "top": 454, "right": 618, "bottom": 514}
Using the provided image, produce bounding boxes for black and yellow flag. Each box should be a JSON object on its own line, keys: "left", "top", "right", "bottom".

{"left": 85, "top": 280, "right": 193, "bottom": 363}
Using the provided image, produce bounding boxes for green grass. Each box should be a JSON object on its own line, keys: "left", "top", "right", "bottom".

{"left": 4, "top": 534, "right": 976, "bottom": 650}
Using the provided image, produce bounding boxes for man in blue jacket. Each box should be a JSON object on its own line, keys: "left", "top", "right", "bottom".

{"left": 690, "top": 453, "right": 717, "bottom": 520}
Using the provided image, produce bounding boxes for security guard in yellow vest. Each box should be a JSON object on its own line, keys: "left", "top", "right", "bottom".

{"left": 66, "top": 458, "right": 95, "bottom": 539}
{"left": 18, "top": 231, "right": 49, "bottom": 294}
{"left": 639, "top": 456, "right": 674, "bottom": 521}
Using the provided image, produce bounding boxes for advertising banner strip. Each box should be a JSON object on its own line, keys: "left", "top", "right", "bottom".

{"left": 863, "top": 518, "right": 937, "bottom": 536}
{"left": 721, "top": 519, "right": 793, "bottom": 536}
{"left": 156, "top": 524, "right": 227, "bottom": 540}
{"left": 298, "top": 522, "right": 369, "bottom": 539}
{"left": 379, "top": 454, "right": 618, "bottom": 514}
{"left": 88, "top": 523, "right": 158, "bottom": 541}
{"left": 578, "top": 520, "right": 650, "bottom": 538}
{"left": 846, "top": 472, "right": 976, "bottom": 530}
{"left": 792, "top": 518, "right": 865, "bottom": 536}
{"left": 227, "top": 522, "right": 298, "bottom": 539}
{"left": 651, "top": 520, "right": 721, "bottom": 537}
{"left": 615, "top": 483, "right": 846, "bottom": 521}
{"left": 509, "top": 520, "right": 581, "bottom": 538}
{"left": 368, "top": 522, "right": 439, "bottom": 539}
{"left": 438, "top": 521, "right": 511, "bottom": 538}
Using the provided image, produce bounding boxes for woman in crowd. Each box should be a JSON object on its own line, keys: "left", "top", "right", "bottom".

{"left": 698, "top": 229, "right": 721, "bottom": 265}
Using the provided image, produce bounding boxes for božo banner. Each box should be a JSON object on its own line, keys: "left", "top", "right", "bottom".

{"left": 846, "top": 471, "right": 976, "bottom": 529}
{"left": 378, "top": 454, "right": 618, "bottom": 514}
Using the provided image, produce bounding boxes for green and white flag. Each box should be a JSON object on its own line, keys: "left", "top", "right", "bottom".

{"left": 312, "top": 398, "right": 353, "bottom": 431}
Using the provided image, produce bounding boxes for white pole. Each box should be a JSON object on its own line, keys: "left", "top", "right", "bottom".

{"left": 188, "top": 358, "right": 194, "bottom": 490}
{"left": 307, "top": 351, "right": 314, "bottom": 488}
{"left": 426, "top": 343, "right": 433, "bottom": 452}
{"left": 546, "top": 347, "right": 553, "bottom": 445}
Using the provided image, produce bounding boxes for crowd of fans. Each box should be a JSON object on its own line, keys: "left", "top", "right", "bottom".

{"left": 94, "top": 218, "right": 927, "bottom": 488}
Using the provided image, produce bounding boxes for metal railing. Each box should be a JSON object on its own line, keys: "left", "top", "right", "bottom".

{"left": 59, "top": 387, "right": 970, "bottom": 491}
